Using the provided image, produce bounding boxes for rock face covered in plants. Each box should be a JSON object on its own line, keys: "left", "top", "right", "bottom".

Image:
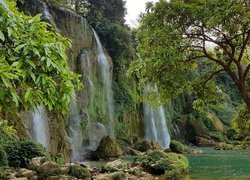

{"left": 17, "top": 0, "right": 143, "bottom": 160}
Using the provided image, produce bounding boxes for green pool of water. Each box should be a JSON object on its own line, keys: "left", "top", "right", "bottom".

{"left": 184, "top": 147, "right": 250, "bottom": 180}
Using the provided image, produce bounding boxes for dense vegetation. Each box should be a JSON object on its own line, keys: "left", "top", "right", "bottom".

{"left": 0, "top": 0, "right": 82, "bottom": 120}
{"left": 130, "top": 0, "right": 250, "bottom": 110}
{"left": 128, "top": 0, "right": 250, "bottom": 137}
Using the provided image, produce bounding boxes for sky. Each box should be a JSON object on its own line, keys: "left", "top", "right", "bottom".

{"left": 125, "top": 0, "right": 158, "bottom": 28}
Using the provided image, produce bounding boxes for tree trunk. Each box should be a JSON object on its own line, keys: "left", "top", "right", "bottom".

{"left": 237, "top": 82, "right": 250, "bottom": 112}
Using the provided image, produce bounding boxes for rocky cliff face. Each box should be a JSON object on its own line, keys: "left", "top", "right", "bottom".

{"left": 17, "top": 0, "right": 143, "bottom": 160}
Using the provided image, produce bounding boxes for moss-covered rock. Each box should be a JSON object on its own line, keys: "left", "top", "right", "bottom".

{"left": 134, "top": 150, "right": 188, "bottom": 178}
{"left": 128, "top": 166, "right": 141, "bottom": 176}
{"left": 135, "top": 140, "right": 163, "bottom": 152}
{"left": 111, "top": 171, "right": 126, "bottom": 180}
{"left": 170, "top": 140, "right": 189, "bottom": 153}
{"left": 102, "top": 159, "right": 128, "bottom": 172}
{"left": 68, "top": 164, "right": 91, "bottom": 179}
{"left": 92, "top": 136, "right": 122, "bottom": 160}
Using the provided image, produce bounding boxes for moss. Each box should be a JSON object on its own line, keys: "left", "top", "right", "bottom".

{"left": 170, "top": 140, "right": 189, "bottom": 153}
{"left": 68, "top": 165, "right": 91, "bottom": 179}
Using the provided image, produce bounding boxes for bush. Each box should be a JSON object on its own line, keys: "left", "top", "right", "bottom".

{"left": 3, "top": 140, "right": 46, "bottom": 168}
{"left": 170, "top": 140, "right": 189, "bottom": 153}
{"left": 0, "top": 145, "right": 8, "bottom": 167}
{"left": 233, "top": 105, "right": 250, "bottom": 138}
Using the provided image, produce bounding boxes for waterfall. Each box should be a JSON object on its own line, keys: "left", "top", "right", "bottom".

{"left": 31, "top": 106, "right": 50, "bottom": 149}
{"left": 143, "top": 86, "right": 171, "bottom": 148}
{"left": 93, "top": 30, "right": 115, "bottom": 137}
{"left": 68, "top": 101, "right": 84, "bottom": 162}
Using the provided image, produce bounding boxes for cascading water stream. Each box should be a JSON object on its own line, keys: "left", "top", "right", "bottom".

{"left": 143, "top": 86, "right": 171, "bottom": 148}
{"left": 68, "top": 100, "right": 84, "bottom": 162}
{"left": 31, "top": 106, "right": 50, "bottom": 149}
{"left": 92, "top": 30, "right": 115, "bottom": 137}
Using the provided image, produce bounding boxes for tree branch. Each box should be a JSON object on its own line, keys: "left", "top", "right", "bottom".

{"left": 203, "top": 69, "right": 224, "bottom": 88}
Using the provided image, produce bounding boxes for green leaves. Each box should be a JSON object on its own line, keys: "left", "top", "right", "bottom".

{"left": 0, "top": 0, "right": 83, "bottom": 115}
{"left": 129, "top": 0, "right": 250, "bottom": 109}
{"left": 0, "top": 30, "right": 5, "bottom": 41}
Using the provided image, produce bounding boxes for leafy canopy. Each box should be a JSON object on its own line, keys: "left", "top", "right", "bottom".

{"left": 129, "top": 0, "right": 250, "bottom": 110}
{"left": 0, "top": 0, "right": 82, "bottom": 114}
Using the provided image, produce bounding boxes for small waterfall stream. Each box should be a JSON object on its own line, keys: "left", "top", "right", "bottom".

{"left": 31, "top": 106, "right": 50, "bottom": 149}
{"left": 143, "top": 86, "right": 171, "bottom": 148}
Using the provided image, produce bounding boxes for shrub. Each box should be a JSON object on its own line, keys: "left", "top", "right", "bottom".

{"left": 3, "top": 140, "right": 46, "bottom": 168}
{"left": 170, "top": 140, "right": 189, "bottom": 153}
{"left": 0, "top": 145, "right": 8, "bottom": 167}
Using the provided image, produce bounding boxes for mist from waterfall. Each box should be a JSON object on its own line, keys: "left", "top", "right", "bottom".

{"left": 31, "top": 106, "right": 50, "bottom": 149}
{"left": 143, "top": 86, "right": 171, "bottom": 148}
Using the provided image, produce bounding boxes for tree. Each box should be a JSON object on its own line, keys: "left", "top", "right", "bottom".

{"left": 87, "top": 0, "right": 126, "bottom": 24}
{"left": 0, "top": 0, "right": 82, "bottom": 117}
{"left": 129, "top": 0, "right": 250, "bottom": 112}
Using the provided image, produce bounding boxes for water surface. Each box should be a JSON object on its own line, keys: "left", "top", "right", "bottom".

{"left": 185, "top": 147, "right": 250, "bottom": 180}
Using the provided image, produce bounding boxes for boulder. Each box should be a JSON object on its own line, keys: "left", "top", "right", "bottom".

{"left": 92, "top": 136, "right": 122, "bottom": 160}
{"left": 16, "top": 168, "right": 35, "bottom": 178}
{"left": 135, "top": 140, "right": 163, "bottom": 152}
{"left": 103, "top": 159, "right": 128, "bottom": 172}
{"left": 68, "top": 164, "right": 91, "bottom": 180}
{"left": 28, "top": 157, "right": 46, "bottom": 169}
